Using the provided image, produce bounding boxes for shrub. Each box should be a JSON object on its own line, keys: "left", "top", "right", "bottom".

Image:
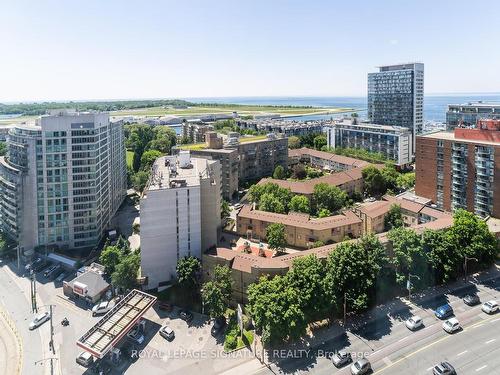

{"left": 224, "top": 335, "right": 238, "bottom": 351}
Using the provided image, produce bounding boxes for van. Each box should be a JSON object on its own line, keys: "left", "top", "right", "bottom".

{"left": 44, "top": 264, "right": 61, "bottom": 278}
{"left": 76, "top": 351, "right": 94, "bottom": 367}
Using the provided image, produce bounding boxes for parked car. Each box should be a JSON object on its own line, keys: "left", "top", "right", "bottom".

{"left": 159, "top": 326, "right": 175, "bottom": 341}
{"left": 405, "top": 315, "right": 423, "bottom": 331}
{"left": 158, "top": 302, "right": 173, "bottom": 312}
{"left": 350, "top": 358, "right": 371, "bottom": 375}
{"left": 56, "top": 272, "right": 67, "bottom": 282}
{"left": 463, "top": 294, "right": 480, "bottom": 306}
{"left": 120, "top": 343, "right": 139, "bottom": 362}
{"left": 29, "top": 311, "right": 51, "bottom": 330}
{"left": 180, "top": 310, "right": 193, "bottom": 322}
{"left": 233, "top": 203, "right": 243, "bottom": 210}
{"left": 32, "top": 258, "right": 47, "bottom": 272}
{"left": 481, "top": 300, "right": 499, "bottom": 314}
{"left": 76, "top": 351, "right": 94, "bottom": 367}
{"left": 332, "top": 350, "right": 352, "bottom": 368}
{"left": 92, "top": 301, "right": 112, "bottom": 316}
{"left": 435, "top": 304, "right": 453, "bottom": 319}
{"left": 127, "top": 321, "right": 145, "bottom": 345}
{"left": 442, "top": 318, "right": 461, "bottom": 333}
{"left": 433, "top": 361, "right": 456, "bottom": 375}
{"left": 43, "top": 264, "right": 61, "bottom": 279}
{"left": 211, "top": 317, "right": 226, "bottom": 336}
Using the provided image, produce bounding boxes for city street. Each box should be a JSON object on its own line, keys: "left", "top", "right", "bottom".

{"left": 249, "top": 271, "right": 500, "bottom": 375}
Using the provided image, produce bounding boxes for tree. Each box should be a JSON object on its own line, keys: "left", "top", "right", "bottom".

{"left": 324, "top": 236, "right": 387, "bottom": 314}
{"left": 313, "top": 135, "right": 327, "bottom": 150}
{"left": 272, "top": 165, "right": 286, "bottom": 179}
{"left": 266, "top": 223, "right": 286, "bottom": 254}
{"left": 387, "top": 227, "right": 429, "bottom": 289}
{"left": 149, "top": 126, "right": 177, "bottom": 154}
{"left": 289, "top": 195, "right": 310, "bottom": 214}
{"left": 423, "top": 229, "right": 461, "bottom": 284}
{"left": 247, "top": 275, "right": 307, "bottom": 345}
{"left": 202, "top": 264, "right": 233, "bottom": 319}
{"left": 132, "top": 171, "right": 150, "bottom": 192}
{"left": 447, "top": 209, "right": 498, "bottom": 269}
{"left": 384, "top": 204, "right": 404, "bottom": 231}
{"left": 0, "top": 142, "right": 6, "bottom": 156}
{"left": 140, "top": 150, "right": 162, "bottom": 171}
{"left": 99, "top": 245, "right": 122, "bottom": 275}
{"left": 362, "top": 166, "right": 387, "bottom": 197}
{"left": 318, "top": 208, "right": 331, "bottom": 218}
{"left": 288, "top": 136, "right": 301, "bottom": 149}
{"left": 381, "top": 165, "right": 400, "bottom": 192}
{"left": 221, "top": 200, "right": 230, "bottom": 221}
{"left": 396, "top": 172, "right": 415, "bottom": 190}
{"left": 287, "top": 255, "right": 329, "bottom": 320}
{"left": 176, "top": 256, "right": 201, "bottom": 291}
{"left": 291, "top": 164, "right": 307, "bottom": 179}
{"left": 259, "top": 193, "right": 286, "bottom": 213}
{"left": 127, "top": 124, "right": 156, "bottom": 172}
{"left": 312, "top": 183, "right": 348, "bottom": 214}
{"left": 111, "top": 253, "right": 140, "bottom": 290}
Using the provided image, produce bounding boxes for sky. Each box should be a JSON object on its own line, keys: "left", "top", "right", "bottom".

{"left": 1, "top": 0, "right": 500, "bottom": 102}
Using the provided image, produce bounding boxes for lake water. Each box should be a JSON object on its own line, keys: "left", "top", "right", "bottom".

{"left": 187, "top": 94, "right": 500, "bottom": 122}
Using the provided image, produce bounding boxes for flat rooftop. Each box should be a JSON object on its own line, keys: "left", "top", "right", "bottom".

{"left": 77, "top": 289, "right": 156, "bottom": 358}
{"left": 334, "top": 119, "right": 411, "bottom": 133}
{"left": 419, "top": 130, "right": 500, "bottom": 146}
{"left": 448, "top": 102, "right": 500, "bottom": 109}
{"left": 145, "top": 154, "right": 216, "bottom": 192}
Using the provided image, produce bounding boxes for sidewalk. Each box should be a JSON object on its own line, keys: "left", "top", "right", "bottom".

{"left": 228, "top": 263, "right": 500, "bottom": 374}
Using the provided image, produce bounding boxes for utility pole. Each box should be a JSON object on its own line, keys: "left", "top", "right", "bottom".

{"left": 30, "top": 270, "right": 38, "bottom": 313}
{"left": 408, "top": 273, "right": 421, "bottom": 302}
{"left": 464, "top": 256, "right": 478, "bottom": 283}
{"left": 16, "top": 245, "right": 21, "bottom": 271}
{"left": 343, "top": 292, "right": 347, "bottom": 327}
{"left": 49, "top": 305, "right": 54, "bottom": 354}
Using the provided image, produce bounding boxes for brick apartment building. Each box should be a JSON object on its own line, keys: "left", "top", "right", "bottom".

{"left": 415, "top": 119, "right": 500, "bottom": 218}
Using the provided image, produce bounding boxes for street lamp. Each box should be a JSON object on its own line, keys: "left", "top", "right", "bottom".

{"left": 407, "top": 273, "right": 421, "bottom": 302}
{"left": 464, "top": 256, "right": 478, "bottom": 283}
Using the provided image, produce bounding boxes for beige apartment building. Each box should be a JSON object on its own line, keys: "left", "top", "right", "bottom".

{"left": 236, "top": 204, "right": 362, "bottom": 248}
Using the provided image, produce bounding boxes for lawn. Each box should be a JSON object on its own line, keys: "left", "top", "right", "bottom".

{"left": 239, "top": 135, "right": 268, "bottom": 143}
{"left": 111, "top": 105, "right": 356, "bottom": 118}
{"left": 178, "top": 143, "right": 207, "bottom": 151}
{"left": 126, "top": 150, "right": 134, "bottom": 168}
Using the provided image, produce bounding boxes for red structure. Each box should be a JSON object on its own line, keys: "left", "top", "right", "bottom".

{"left": 455, "top": 119, "right": 500, "bottom": 143}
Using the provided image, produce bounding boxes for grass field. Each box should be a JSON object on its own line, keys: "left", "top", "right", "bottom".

{"left": 178, "top": 143, "right": 207, "bottom": 151}
{"left": 111, "top": 105, "right": 355, "bottom": 118}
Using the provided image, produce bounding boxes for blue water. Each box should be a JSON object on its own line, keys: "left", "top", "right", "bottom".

{"left": 187, "top": 94, "right": 500, "bottom": 122}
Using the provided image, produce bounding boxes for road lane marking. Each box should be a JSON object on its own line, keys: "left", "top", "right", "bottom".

{"left": 456, "top": 350, "right": 468, "bottom": 357}
{"left": 491, "top": 318, "right": 500, "bottom": 323}
{"left": 475, "top": 365, "right": 487, "bottom": 372}
{"left": 426, "top": 366, "right": 433, "bottom": 371}
{"left": 373, "top": 314, "right": 500, "bottom": 374}
{"left": 485, "top": 339, "right": 496, "bottom": 344}
{"left": 382, "top": 357, "right": 392, "bottom": 366}
{"left": 397, "top": 336, "right": 408, "bottom": 342}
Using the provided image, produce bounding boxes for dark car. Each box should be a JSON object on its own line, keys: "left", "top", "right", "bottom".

{"left": 435, "top": 304, "right": 453, "bottom": 319}
{"left": 120, "top": 343, "right": 139, "bottom": 363}
{"left": 463, "top": 294, "right": 480, "bottom": 306}
{"left": 211, "top": 317, "right": 226, "bottom": 336}
{"left": 179, "top": 310, "right": 193, "bottom": 322}
{"left": 433, "top": 361, "right": 456, "bottom": 375}
{"left": 332, "top": 350, "right": 352, "bottom": 368}
{"left": 158, "top": 302, "right": 173, "bottom": 312}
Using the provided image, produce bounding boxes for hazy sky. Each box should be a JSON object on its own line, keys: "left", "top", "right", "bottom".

{"left": 1, "top": 0, "right": 499, "bottom": 102}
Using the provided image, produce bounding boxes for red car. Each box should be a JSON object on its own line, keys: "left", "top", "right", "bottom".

{"left": 158, "top": 302, "right": 173, "bottom": 312}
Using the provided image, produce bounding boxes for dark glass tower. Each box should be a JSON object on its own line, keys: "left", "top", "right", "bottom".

{"left": 368, "top": 63, "right": 424, "bottom": 153}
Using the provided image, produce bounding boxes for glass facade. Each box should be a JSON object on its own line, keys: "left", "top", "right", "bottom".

{"left": 446, "top": 103, "right": 500, "bottom": 130}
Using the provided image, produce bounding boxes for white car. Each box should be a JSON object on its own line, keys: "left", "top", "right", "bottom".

{"left": 481, "top": 300, "right": 499, "bottom": 314}
{"left": 29, "top": 311, "right": 51, "bottom": 330}
{"left": 442, "top": 318, "right": 461, "bottom": 333}
{"left": 405, "top": 315, "right": 423, "bottom": 331}
{"left": 76, "top": 351, "right": 94, "bottom": 367}
{"left": 92, "top": 301, "right": 112, "bottom": 316}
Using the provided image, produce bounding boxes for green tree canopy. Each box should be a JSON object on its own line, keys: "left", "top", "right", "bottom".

{"left": 272, "top": 165, "right": 286, "bottom": 180}
{"left": 221, "top": 200, "right": 230, "bottom": 221}
{"left": 111, "top": 253, "right": 140, "bottom": 291}
{"left": 140, "top": 150, "right": 162, "bottom": 171}
{"left": 176, "top": 256, "right": 201, "bottom": 291}
{"left": 0, "top": 142, "right": 6, "bottom": 156}
{"left": 384, "top": 204, "right": 404, "bottom": 231}
{"left": 132, "top": 170, "right": 150, "bottom": 192}
{"left": 312, "top": 183, "right": 348, "bottom": 214}
{"left": 289, "top": 195, "right": 310, "bottom": 214}
{"left": 99, "top": 245, "right": 122, "bottom": 275}
{"left": 362, "top": 166, "right": 387, "bottom": 197}
{"left": 313, "top": 135, "right": 327, "bottom": 150}
{"left": 202, "top": 265, "right": 233, "bottom": 319}
{"left": 288, "top": 136, "right": 301, "bottom": 149}
{"left": 266, "top": 223, "right": 286, "bottom": 254}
